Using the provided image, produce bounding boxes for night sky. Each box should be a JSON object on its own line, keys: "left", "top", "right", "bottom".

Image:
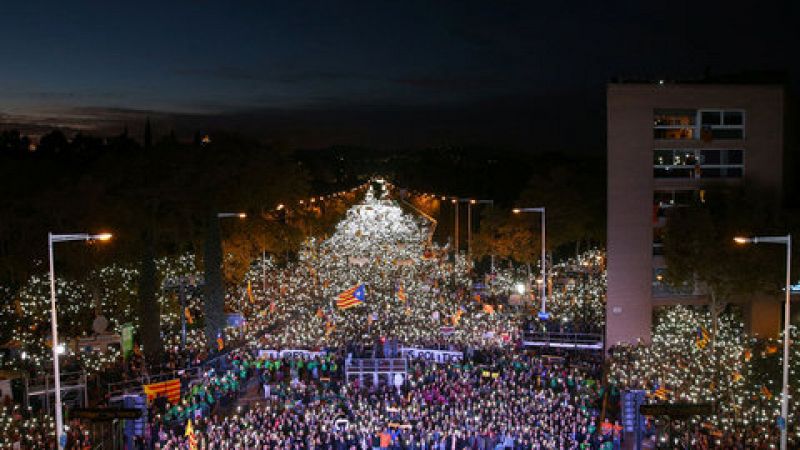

{"left": 1, "top": 1, "right": 797, "bottom": 150}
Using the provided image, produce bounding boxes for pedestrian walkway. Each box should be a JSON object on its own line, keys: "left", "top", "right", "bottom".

{"left": 622, "top": 432, "right": 655, "bottom": 449}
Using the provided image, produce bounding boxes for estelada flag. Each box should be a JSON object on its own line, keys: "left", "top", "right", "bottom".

{"left": 336, "top": 284, "right": 365, "bottom": 309}
{"left": 184, "top": 307, "right": 194, "bottom": 325}
{"left": 396, "top": 284, "right": 407, "bottom": 303}
{"left": 247, "top": 280, "right": 255, "bottom": 304}
{"left": 217, "top": 335, "right": 224, "bottom": 350}
{"left": 185, "top": 419, "right": 197, "bottom": 450}
{"left": 651, "top": 386, "right": 671, "bottom": 401}
{"left": 483, "top": 304, "right": 495, "bottom": 315}
{"left": 325, "top": 320, "right": 335, "bottom": 337}
{"left": 185, "top": 418, "right": 194, "bottom": 436}
{"left": 695, "top": 326, "right": 710, "bottom": 349}
{"left": 143, "top": 378, "right": 180, "bottom": 405}
{"left": 761, "top": 386, "right": 773, "bottom": 400}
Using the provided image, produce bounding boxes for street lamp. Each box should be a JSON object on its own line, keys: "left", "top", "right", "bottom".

{"left": 513, "top": 207, "right": 549, "bottom": 320}
{"left": 48, "top": 232, "right": 112, "bottom": 448}
{"left": 217, "top": 212, "right": 247, "bottom": 219}
{"left": 450, "top": 198, "right": 458, "bottom": 255}
{"left": 449, "top": 198, "right": 493, "bottom": 259}
{"left": 205, "top": 212, "right": 247, "bottom": 352}
{"left": 467, "top": 199, "right": 493, "bottom": 260}
{"left": 163, "top": 275, "right": 204, "bottom": 352}
{"left": 734, "top": 234, "right": 791, "bottom": 450}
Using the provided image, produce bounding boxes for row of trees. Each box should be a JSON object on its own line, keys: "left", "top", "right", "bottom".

{"left": 1, "top": 127, "right": 315, "bottom": 361}
{"left": 1, "top": 125, "right": 609, "bottom": 361}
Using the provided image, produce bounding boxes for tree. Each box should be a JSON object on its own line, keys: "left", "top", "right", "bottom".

{"left": 37, "top": 129, "right": 69, "bottom": 155}
{"left": 204, "top": 212, "right": 226, "bottom": 350}
{"left": 512, "top": 162, "right": 605, "bottom": 255}
{"left": 472, "top": 209, "right": 541, "bottom": 265}
{"left": 662, "top": 186, "right": 783, "bottom": 337}
{"left": 137, "top": 235, "right": 162, "bottom": 364}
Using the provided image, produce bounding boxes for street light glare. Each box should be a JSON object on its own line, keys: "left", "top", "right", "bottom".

{"left": 238, "top": 212, "right": 247, "bottom": 219}
{"left": 276, "top": 204, "right": 285, "bottom": 211}
{"left": 512, "top": 208, "right": 521, "bottom": 214}
{"left": 734, "top": 236, "right": 751, "bottom": 245}
{"left": 94, "top": 233, "right": 113, "bottom": 241}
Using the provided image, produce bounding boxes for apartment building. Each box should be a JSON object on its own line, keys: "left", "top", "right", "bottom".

{"left": 606, "top": 82, "right": 785, "bottom": 348}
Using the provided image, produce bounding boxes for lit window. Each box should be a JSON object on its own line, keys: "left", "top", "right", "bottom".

{"left": 654, "top": 109, "right": 745, "bottom": 140}
{"left": 653, "top": 149, "right": 744, "bottom": 179}
{"left": 654, "top": 109, "right": 696, "bottom": 140}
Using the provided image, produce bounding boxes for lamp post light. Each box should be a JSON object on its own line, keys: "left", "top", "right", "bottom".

{"left": 204, "top": 212, "right": 247, "bottom": 352}
{"left": 48, "top": 232, "right": 112, "bottom": 448}
{"left": 449, "top": 198, "right": 493, "bottom": 260}
{"left": 163, "top": 275, "right": 203, "bottom": 353}
{"left": 451, "top": 199, "right": 459, "bottom": 256}
{"left": 734, "top": 234, "right": 791, "bottom": 450}
{"left": 217, "top": 212, "right": 247, "bottom": 219}
{"left": 513, "top": 207, "right": 549, "bottom": 320}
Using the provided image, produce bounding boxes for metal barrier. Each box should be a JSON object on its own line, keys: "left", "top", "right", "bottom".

{"left": 345, "top": 358, "right": 407, "bottom": 386}
{"left": 522, "top": 331, "right": 604, "bottom": 350}
{"left": 106, "top": 366, "right": 203, "bottom": 398}
{"left": 27, "top": 370, "right": 88, "bottom": 412}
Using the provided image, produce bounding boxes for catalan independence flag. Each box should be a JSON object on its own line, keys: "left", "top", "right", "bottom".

{"left": 653, "top": 386, "right": 671, "bottom": 400}
{"left": 396, "top": 284, "right": 407, "bottom": 303}
{"left": 247, "top": 280, "right": 255, "bottom": 304}
{"left": 336, "top": 284, "right": 365, "bottom": 309}
{"left": 184, "top": 306, "right": 194, "bottom": 325}
{"left": 761, "top": 386, "right": 773, "bottom": 400}
{"left": 143, "top": 378, "right": 181, "bottom": 404}
{"left": 696, "top": 326, "right": 711, "bottom": 349}
{"left": 185, "top": 419, "right": 197, "bottom": 450}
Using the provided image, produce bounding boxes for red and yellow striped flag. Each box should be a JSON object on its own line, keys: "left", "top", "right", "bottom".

{"left": 761, "top": 386, "right": 773, "bottom": 400}
{"left": 247, "top": 280, "right": 255, "bottom": 304}
{"left": 396, "top": 284, "right": 408, "bottom": 303}
{"left": 184, "top": 307, "right": 193, "bottom": 325}
{"left": 185, "top": 419, "right": 197, "bottom": 450}
{"left": 336, "top": 284, "right": 365, "bottom": 309}
{"left": 143, "top": 379, "right": 181, "bottom": 404}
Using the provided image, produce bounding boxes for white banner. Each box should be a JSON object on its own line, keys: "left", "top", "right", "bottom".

{"left": 399, "top": 347, "right": 463, "bottom": 363}
{"left": 258, "top": 349, "right": 327, "bottom": 359}
{"left": 349, "top": 256, "right": 369, "bottom": 266}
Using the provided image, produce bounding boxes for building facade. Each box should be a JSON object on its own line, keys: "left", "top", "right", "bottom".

{"left": 606, "top": 83, "right": 785, "bottom": 348}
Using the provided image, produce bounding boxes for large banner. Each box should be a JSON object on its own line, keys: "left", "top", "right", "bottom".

{"left": 399, "top": 347, "right": 463, "bottom": 363}
{"left": 258, "top": 349, "right": 327, "bottom": 359}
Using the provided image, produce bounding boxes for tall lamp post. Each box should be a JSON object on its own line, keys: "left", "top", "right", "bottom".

{"left": 206, "top": 212, "right": 247, "bottom": 352}
{"left": 467, "top": 199, "right": 493, "bottom": 260}
{"left": 513, "top": 207, "right": 549, "bottom": 320}
{"left": 450, "top": 198, "right": 459, "bottom": 256}
{"left": 734, "top": 234, "right": 792, "bottom": 450}
{"left": 48, "top": 232, "right": 112, "bottom": 448}
{"left": 163, "top": 275, "right": 203, "bottom": 352}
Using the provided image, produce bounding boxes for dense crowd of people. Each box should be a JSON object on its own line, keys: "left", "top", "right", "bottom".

{"left": 6, "top": 183, "right": 794, "bottom": 449}
{"left": 152, "top": 350, "right": 609, "bottom": 450}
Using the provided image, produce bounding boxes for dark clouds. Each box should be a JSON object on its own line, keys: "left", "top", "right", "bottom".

{"left": 0, "top": 0, "right": 796, "bottom": 150}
